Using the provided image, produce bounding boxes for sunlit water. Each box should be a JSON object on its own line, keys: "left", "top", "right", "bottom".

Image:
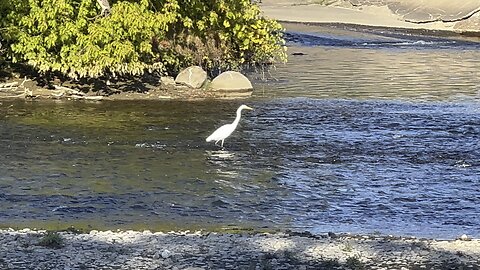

{"left": 1, "top": 24, "right": 479, "bottom": 239}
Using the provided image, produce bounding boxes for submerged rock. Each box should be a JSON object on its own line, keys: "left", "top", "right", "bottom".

{"left": 175, "top": 66, "right": 207, "bottom": 89}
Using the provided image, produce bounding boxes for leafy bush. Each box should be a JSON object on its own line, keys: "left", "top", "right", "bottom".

{"left": 0, "top": 0, "right": 286, "bottom": 80}
{"left": 4, "top": 0, "right": 178, "bottom": 79}
{"left": 166, "top": 0, "right": 287, "bottom": 71}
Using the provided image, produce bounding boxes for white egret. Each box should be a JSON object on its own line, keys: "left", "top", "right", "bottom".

{"left": 206, "top": 105, "right": 254, "bottom": 147}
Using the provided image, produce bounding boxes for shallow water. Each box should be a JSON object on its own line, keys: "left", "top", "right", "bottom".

{"left": 1, "top": 24, "right": 479, "bottom": 239}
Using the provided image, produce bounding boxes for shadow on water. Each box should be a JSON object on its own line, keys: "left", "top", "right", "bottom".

{"left": 1, "top": 24, "right": 480, "bottom": 239}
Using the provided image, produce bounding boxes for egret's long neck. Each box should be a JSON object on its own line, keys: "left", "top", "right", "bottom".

{"left": 232, "top": 107, "right": 243, "bottom": 127}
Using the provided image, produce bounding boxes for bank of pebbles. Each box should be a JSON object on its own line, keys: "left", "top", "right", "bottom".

{"left": 0, "top": 228, "right": 479, "bottom": 269}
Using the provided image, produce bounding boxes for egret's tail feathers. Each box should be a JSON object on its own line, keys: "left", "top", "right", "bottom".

{"left": 206, "top": 135, "right": 213, "bottom": 142}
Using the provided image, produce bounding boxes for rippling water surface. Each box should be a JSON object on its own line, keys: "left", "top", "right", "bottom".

{"left": 1, "top": 24, "right": 479, "bottom": 239}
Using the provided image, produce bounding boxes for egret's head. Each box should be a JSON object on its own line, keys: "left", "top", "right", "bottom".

{"left": 239, "top": 105, "right": 254, "bottom": 111}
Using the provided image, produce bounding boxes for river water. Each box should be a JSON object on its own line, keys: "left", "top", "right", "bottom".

{"left": 0, "top": 23, "right": 479, "bottom": 239}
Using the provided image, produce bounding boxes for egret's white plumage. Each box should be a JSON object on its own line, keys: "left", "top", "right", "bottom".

{"left": 206, "top": 105, "right": 253, "bottom": 147}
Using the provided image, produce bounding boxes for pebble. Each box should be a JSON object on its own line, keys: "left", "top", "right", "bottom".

{"left": 161, "top": 249, "right": 172, "bottom": 259}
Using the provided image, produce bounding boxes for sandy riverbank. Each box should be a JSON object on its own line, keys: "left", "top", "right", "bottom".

{"left": 259, "top": 0, "right": 471, "bottom": 33}
{"left": 1, "top": 228, "right": 479, "bottom": 269}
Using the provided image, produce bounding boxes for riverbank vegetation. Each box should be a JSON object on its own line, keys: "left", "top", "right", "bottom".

{"left": 0, "top": 0, "right": 286, "bottom": 84}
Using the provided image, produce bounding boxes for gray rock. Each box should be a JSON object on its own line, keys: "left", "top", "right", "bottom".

{"left": 209, "top": 71, "right": 253, "bottom": 98}
{"left": 161, "top": 249, "right": 172, "bottom": 258}
{"left": 459, "top": 234, "right": 470, "bottom": 241}
{"left": 160, "top": 76, "right": 176, "bottom": 86}
{"left": 210, "top": 71, "right": 253, "bottom": 91}
{"left": 175, "top": 66, "right": 207, "bottom": 89}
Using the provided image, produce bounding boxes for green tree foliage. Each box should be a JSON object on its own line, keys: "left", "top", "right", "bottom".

{"left": 0, "top": 0, "right": 287, "bottom": 79}
{"left": 164, "top": 0, "right": 287, "bottom": 71}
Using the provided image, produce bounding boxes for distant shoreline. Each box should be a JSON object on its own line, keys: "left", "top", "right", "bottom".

{"left": 280, "top": 21, "right": 480, "bottom": 41}
{"left": 259, "top": 1, "right": 480, "bottom": 35}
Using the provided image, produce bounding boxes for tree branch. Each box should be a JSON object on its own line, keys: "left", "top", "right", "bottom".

{"left": 96, "top": 0, "right": 111, "bottom": 16}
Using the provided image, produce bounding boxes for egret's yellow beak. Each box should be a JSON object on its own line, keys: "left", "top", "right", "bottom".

{"left": 245, "top": 106, "right": 254, "bottom": 111}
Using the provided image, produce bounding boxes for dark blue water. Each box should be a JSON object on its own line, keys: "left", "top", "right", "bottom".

{"left": 284, "top": 23, "right": 480, "bottom": 50}
{"left": 246, "top": 99, "right": 480, "bottom": 238}
{"left": 0, "top": 98, "right": 479, "bottom": 239}
{"left": 0, "top": 24, "right": 479, "bottom": 239}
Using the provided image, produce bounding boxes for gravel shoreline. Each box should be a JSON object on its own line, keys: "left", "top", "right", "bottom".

{"left": 1, "top": 228, "right": 479, "bottom": 269}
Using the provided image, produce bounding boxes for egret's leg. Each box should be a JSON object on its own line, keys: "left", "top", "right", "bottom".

{"left": 221, "top": 140, "right": 224, "bottom": 148}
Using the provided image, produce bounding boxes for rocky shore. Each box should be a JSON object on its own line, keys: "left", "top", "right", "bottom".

{"left": 1, "top": 228, "right": 479, "bottom": 269}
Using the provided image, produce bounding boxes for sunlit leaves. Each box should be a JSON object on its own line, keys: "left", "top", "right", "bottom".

{"left": 170, "top": 0, "right": 287, "bottom": 70}
{"left": 1, "top": 0, "right": 286, "bottom": 79}
{"left": 3, "top": 0, "right": 177, "bottom": 79}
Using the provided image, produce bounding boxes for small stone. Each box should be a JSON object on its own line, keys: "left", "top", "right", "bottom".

{"left": 161, "top": 76, "right": 176, "bottom": 86}
{"left": 459, "top": 234, "right": 470, "bottom": 241}
{"left": 419, "top": 250, "right": 430, "bottom": 256}
{"left": 328, "top": 232, "right": 337, "bottom": 238}
{"left": 161, "top": 249, "right": 172, "bottom": 259}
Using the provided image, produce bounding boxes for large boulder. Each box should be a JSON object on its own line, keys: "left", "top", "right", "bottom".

{"left": 209, "top": 71, "right": 253, "bottom": 98}
{"left": 210, "top": 71, "right": 253, "bottom": 91}
{"left": 175, "top": 66, "right": 207, "bottom": 89}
